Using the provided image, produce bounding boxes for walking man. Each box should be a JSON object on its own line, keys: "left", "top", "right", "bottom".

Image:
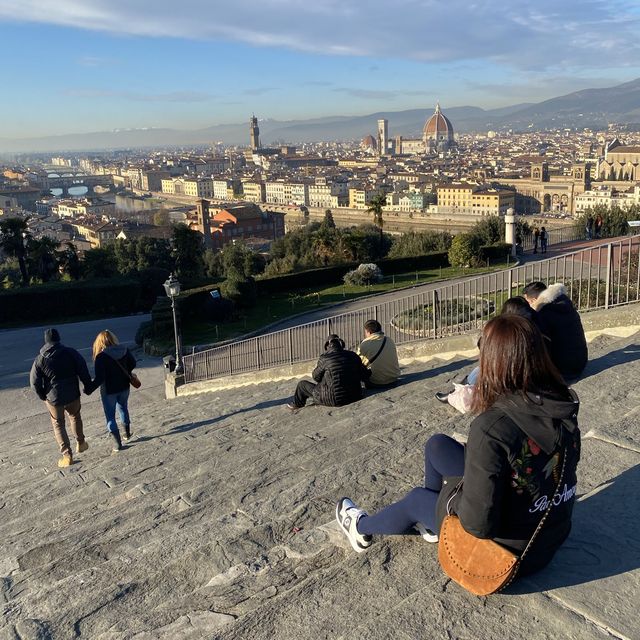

{"left": 30, "top": 328, "right": 92, "bottom": 467}
{"left": 357, "top": 320, "right": 400, "bottom": 388}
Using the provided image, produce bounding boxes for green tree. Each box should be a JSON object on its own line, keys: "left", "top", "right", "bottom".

{"left": 153, "top": 210, "right": 170, "bottom": 226}
{"left": 0, "top": 217, "right": 30, "bottom": 286}
{"left": 27, "top": 236, "right": 60, "bottom": 282}
{"left": 366, "top": 193, "right": 387, "bottom": 250}
{"left": 448, "top": 233, "right": 480, "bottom": 268}
{"left": 388, "top": 230, "right": 452, "bottom": 258}
{"left": 171, "top": 224, "right": 203, "bottom": 280}
{"left": 135, "top": 237, "right": 172, "bottom": 272}
{"left": 57, "top": 242, "right": 81, "bottom": 280}
{"left": 82, "top": 246, "right": 117, "bottom": 279}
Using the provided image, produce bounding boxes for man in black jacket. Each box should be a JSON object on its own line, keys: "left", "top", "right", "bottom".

{"left": 30, "top": 328, "right": 92, "bottom": 467}
{"left": 523, "top": 282, "right": 588, "bottom": 381}
{"left": 288, "top": 334, "right": 370, "bottom": 410}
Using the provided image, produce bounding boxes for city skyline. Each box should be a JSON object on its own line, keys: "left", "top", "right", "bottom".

{"left": 1, "top": 0, "right": 640, "bottom": 139}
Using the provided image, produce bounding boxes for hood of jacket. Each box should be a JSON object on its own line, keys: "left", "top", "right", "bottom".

{"left": 493, "top": 389, "right": 579, "bottom": 454}
{"left": 102, "top": 345, "right": 128, "bottom": 360}
{"left": 40, "top": 341, "right": 64, "bottom": 357}
{"left": 536, "top": 283, "right": 569, "bottom": 311}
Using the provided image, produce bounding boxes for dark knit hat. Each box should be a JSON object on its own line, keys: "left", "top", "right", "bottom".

{"left": 44, "top": 328, "right": 61, "bottom": 344}
{"left": 324, "top": 334, "right": 345, "bottom": 350}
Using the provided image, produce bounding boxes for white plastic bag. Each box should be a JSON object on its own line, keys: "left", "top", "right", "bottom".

{"left": 447, "top": 383, "right": 475, "bottom": 414}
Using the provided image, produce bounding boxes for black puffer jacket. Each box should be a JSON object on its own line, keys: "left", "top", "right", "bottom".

{"left": 30, "top": 342, "right": 92, "bottom": 405}
{"left": 86, "top": 345, "right": 136, "bottom": 395}
{"left": 311, "top": 346, "right": 370, "bottom": 406}
{"left": 535, "top": 283, "right": 588, "bottom": 378}
{"left": 436, "top": 389, "right": 581, "bottom": 576}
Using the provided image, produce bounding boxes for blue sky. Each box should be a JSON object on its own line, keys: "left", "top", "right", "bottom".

{"left": 1, "top": 0, "right": 640, "bottom": 139}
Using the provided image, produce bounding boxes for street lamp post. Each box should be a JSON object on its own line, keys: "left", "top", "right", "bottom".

{"left": 163, "top": 273, "right": 184, "bottom": 376}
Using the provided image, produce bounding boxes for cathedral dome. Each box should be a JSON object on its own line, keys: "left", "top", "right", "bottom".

{"left": 423, "top": 103, "right": 454, "bottom": 141}
{"left": 361, "top": 134, "right": 377, "bottom": 150}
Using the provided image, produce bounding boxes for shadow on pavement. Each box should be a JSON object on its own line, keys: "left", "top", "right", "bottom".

{"left": 510, "top": 464, "right": 640, "bottom": 594}
{"left": 579, "top": 343, "right": 640, "bottom": 380}
{"left": 165, "top": 397, "right": 291, "bottom": 435}
{"left": 399, "top": 358, "right": 476, "bottom": 385}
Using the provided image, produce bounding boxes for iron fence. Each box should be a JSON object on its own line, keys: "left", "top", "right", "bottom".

{"left": 183, "top": 238, "right": 640, "bottom": 383}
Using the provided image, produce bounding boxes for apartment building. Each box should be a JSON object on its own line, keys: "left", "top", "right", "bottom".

{"left": 54, "top": 198, "right": 116, "bottom": 218}
{"left": 184, "top": 177, "right": 214, "bottom": 198}
{"left": 241, "top": 180, "right": 266, "bottom": 203}
{"left": 435, "top": 183, "right": 515, "bottom": 216}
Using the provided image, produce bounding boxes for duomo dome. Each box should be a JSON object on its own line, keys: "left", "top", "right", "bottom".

{"left": 423, "top": 103, "right": 454, "bottom": 147}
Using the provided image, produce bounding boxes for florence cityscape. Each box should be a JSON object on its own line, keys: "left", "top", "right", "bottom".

{"left": 1, "top": 2, "right": 640, "bottom": 639}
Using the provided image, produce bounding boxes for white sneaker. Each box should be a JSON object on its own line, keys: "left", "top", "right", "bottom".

{"left": 414, "top": 521, "right": 439, "bottom": 543}
{"left": 335, "top": 497, "right": 372, "bottom": 553}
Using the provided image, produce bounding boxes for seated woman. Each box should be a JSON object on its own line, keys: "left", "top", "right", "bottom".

{"left": 336, "top": 314, "right": 581, "bottom": 579}
{"left": 435, "top": 296, "right": 536, "bottom": 408}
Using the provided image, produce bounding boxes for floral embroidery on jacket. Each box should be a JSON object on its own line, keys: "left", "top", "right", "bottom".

{"left": 510, "top": 437, "right": 559, "bottom": 500}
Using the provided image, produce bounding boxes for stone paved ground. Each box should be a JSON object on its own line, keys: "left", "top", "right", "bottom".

{"left": 1, "top": 330, "right": 639, "bottom": 640}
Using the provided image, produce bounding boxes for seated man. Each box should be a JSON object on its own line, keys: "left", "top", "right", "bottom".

{"left": 357, "top": 319, "right": 400, "bottom": 388}
{"left": 288, "top": 334, "right": 370, "bottom": 410}
{"left": 523, "top": 281, "right": 588, "bottom": 382}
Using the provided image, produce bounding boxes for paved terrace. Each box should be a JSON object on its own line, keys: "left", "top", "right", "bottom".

{"left": 1, "top": 311, "right": 639, "bottom": 639}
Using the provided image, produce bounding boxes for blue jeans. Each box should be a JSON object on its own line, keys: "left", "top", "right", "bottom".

{"left": 357, "top": 434, "right": 465, "bottom": 536}
{"left": 101, "top": 388, "right": 130, "bottom": 434}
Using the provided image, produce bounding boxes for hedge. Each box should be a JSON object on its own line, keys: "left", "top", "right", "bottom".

{"left": 255, "top": 251, "right": 449, "bottom": 295}
{"left": 479, "top": 243, "right": 512, "bottom": 263}
{"left": 0, "top": 278, "right": 145, "bottom": 324}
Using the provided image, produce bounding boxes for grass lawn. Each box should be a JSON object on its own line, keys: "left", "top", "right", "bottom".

{"left": 182, "top": 261, "right": 511, "bottom": 346}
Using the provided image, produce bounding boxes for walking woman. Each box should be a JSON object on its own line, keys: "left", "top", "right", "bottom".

{"left": 87, "top": 330, "right": 137, "bottom": 451}
{"left": 336, "top": 315, "right": 581, "bottom": 580}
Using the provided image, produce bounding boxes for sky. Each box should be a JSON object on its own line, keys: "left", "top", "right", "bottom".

{"left": 1, "top": 0, "right": 640, "bottom": 139}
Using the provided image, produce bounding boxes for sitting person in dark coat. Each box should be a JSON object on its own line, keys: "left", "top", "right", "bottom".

{"left": 523, "top": 281, "right": 588, "bottom": 382}
{"left": 288, "top": 334, "right": 370, "bottom": 410}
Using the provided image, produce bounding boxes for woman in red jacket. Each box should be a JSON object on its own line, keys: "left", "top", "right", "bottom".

{"left": 336, "top": 315, "right": 580, "bottom": 578}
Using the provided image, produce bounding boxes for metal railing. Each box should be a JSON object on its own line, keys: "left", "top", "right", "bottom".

{"left": 183, "top": 238, "right": 640, "bottom": 383}
{"left": 520, "top": 222, "right": 583, "bottom": 252}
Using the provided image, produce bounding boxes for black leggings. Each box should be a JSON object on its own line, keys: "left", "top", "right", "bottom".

{"left": 357, "top": 434, "right": 464, "bottom": 536}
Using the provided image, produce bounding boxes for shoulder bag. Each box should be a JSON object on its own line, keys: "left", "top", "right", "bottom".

{"left": 106, "top": 351, "right": 141, "bottom": 389}
{"left": 438, "top": 445, "right": 567, "bottom": 596}
{"left": 366, "top": 336, "right": 387, "bottom": 366}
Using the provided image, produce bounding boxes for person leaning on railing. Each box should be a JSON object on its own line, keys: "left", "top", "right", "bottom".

{"left": 335, "top": 314, "right": 581, "bottom": 582}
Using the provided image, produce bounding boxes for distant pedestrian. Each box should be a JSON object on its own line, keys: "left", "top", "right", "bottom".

{"left": 85, "top": 330, "right": 137, "bottom": 452}
{"left": 356, "top": 320, "right": 400, "bottom": 388}
{"left": 594, "top": 214, "right": 603, "bottom": 239}
{"left": 533, "top": 226, "right": 540, "bottom": 254}
{"left": 540, "top": 227, "right": 548, "bottom": 253}
{"left": 585, "top": 216, "right": 594, "bottom": 240}
{"left": 287, "top": 334, "right": 370, "bottom": 410}
{"left": 30, "top": 328, "right": 92, "bottom": 467}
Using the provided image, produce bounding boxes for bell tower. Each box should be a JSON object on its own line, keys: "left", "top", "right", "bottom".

{"left": 249, "top": 115, "right": 260, "bottom": 151}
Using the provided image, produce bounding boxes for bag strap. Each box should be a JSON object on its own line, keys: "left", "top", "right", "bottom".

{"left": 445, "top": 440, "right": 569, "bottom": 562}
{"left": 105, "top": 351, "right": 133, "bottom": 382}
{"left": 520, "top": 443, "right": 568, "bottom": 562}
{"left": 366, "top": 336, "right": 387, "bottom": 366}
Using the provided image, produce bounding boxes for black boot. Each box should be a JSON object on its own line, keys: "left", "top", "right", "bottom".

{"left": 123, "top": 424, "right": 132, "bottom": 442}
{"left": 110, "top": 430, "right": 123, "bottom": 451}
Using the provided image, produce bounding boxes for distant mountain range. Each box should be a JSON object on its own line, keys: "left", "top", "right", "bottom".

{"left": 2, "top": 78, "right": 640, "bottom": 154}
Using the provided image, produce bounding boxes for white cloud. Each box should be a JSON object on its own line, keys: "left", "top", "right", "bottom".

{"left": 1, "top": 0, "right": 639, "bottom": 71}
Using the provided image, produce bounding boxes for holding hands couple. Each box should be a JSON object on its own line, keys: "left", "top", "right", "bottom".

{"left": 30, "top": 328, "right": 138, "bottom": 467}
